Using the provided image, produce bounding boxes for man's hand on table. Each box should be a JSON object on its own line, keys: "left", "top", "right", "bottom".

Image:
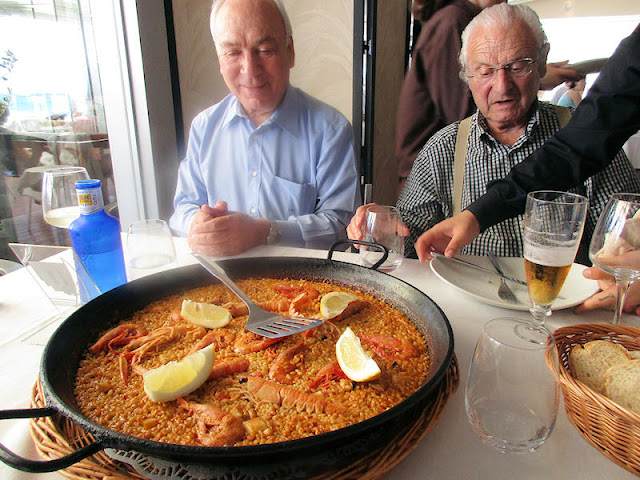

{"left": 188, "top": 202, "right": 270, "bottom": 257}
{"left": 574, "top": 266, "right": 640, "bottom": 316}
{"left": 414, "top": 210, "right": 480, "bottom": 262}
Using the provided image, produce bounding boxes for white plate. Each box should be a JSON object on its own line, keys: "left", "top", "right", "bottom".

{"left": 430, "top": 255, "right": 599, "bottom": 311}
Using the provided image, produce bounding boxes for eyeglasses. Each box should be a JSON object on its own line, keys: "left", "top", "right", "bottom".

{"left": 466, "top": 58, "right": 536, "bottom": 82}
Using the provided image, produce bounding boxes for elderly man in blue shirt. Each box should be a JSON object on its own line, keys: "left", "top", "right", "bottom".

{"left": 170, "top": 0, "right": 361, "bottom": 256}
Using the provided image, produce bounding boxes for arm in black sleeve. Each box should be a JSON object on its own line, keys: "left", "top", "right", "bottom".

{"left": 468, "top": 23, "right": 640, "bottom": 231}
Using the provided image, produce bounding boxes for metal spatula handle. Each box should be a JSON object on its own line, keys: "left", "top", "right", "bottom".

{"left": 192, "top": 253, "right": 254, "bottom": 308}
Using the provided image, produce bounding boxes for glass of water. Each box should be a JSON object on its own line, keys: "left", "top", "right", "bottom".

{"left": 359, "top": 205, "right": 405, "bottom": 272}
{"left": 126, "top": 219, "right": 177, "bottom": 280}
{"left": 465, "top": 317, "right": 559, "bottom": 453}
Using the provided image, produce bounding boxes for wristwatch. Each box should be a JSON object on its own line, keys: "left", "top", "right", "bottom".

{"left": 267, "top": 221, "right": 282, "bottom": 245}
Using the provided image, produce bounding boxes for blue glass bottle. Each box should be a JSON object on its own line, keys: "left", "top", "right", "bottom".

{"left": 69, "top": 179, "right": 127, "bottom": 301}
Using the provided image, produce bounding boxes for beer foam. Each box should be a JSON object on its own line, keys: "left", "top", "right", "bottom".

{"left": 524, "top": 244, "right": 575, "bottom": 267}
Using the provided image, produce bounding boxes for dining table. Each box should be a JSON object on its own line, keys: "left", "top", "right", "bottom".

{"left": 0, "top": 237, "right": 638, "bottom": 480}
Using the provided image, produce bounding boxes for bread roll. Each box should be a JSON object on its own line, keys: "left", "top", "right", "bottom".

{"left": 603, "top": 360, "right": 640, "bottom": 415}
{"left": 569, "top": 340, "right": 631, "bottom": 392}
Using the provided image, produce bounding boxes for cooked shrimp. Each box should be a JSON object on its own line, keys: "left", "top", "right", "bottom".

{"left": 268, "top": 342, "right": 305, "bottom": 383}
{"left": 246, "top": 377, "right": 333, "bottom": 414}
{"left": 223, "top": 302, "right": 249, "bottom": 317}
{"left": 189, "top": 330, "right": 236, "bottom": 354}
{"left": 224, "top": 299, "right": 290, "bottom": 316}
{"left": 89, "top": 323, "right": 148, "bottom": 354}
{"left": 358, "top": 333, "right": 418, "bottom": 360}
{"left": 258, "top": 299, "right": 291, "bottom": 312}
{"left": 288, "top": 287, "right": 320, "bottom": 317}
{"left": 273, "top": 284, "right": 320, "bottom": 300}
{"left": 176, "top": 398, "right": 245, "bottom": 447}
{"left": 309, "top": 360, "right": 348, "bottom": 390}
{"left": 122, "top": 325, "right": 191, "bottom": 365}
{"left": 233, "top": 331, "right": 283, "bottom": 354}
{"left": 208, "top": 357, "right": 250, "bottom": 380}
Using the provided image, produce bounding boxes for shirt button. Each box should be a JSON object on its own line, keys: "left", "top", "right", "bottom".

{"left": 250, "top": 208, "right": 257, "bottom": 214}
{"left": 251, "top": 171, "right": 257, "bottom": 177}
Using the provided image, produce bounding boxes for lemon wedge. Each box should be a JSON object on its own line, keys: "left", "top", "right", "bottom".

{"left": 336, "top": 327, "right": 381, "bottom": 382}
{"left": 143, "top": 344, "right": 215, "bottom": 402}
{"left": 181, "top": 299, "right": 232, "bottom": 329}
{"left": 320, "top": 292, "right": 359, "bottom": 320}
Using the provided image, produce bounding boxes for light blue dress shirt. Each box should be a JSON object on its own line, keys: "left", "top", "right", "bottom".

{"left": 169, "top": 86, "right": 361, "bottom": 249}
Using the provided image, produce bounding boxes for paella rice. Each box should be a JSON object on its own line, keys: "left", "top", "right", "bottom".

{"left": 74, "top": 278, "right": 430, "bottom": 447}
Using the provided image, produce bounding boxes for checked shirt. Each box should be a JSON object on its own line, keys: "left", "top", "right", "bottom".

{"left": 397, "top": 101, "right": 640, "bottom": 261}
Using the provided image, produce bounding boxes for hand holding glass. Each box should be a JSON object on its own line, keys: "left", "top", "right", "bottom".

{"left": 359, "top": 205, "right": 405, "bottom": 272}
{"left": 126, "top": 219, "right": 177, "bottom": 280}
{"left": 523, "top": 191, "right": 587, "bottom": 327}
{"left": 465, "top": 317, "right": 559, "bottom": 453}
{"left": 589, "top": 193, "right": 640, "bottom": 324}
{"left": 42, "top": 166, "right": 89, "bottom": 228}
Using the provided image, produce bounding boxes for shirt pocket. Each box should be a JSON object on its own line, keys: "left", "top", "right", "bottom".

{"left": 272, "top": 175, "right": 317, "bottom": 215}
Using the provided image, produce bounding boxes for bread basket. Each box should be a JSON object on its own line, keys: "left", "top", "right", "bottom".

{"left": 547, "top": 323, "right": 640, "bottom": 476}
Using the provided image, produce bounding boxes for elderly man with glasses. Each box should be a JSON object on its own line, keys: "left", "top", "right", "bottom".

{"left": 349, "top": 3, "right": 639, "bottom": 262}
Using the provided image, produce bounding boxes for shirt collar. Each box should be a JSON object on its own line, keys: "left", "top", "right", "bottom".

{"left": 221, "top": 85, "right": 299, "bottom": 138}
{"left": 473, "top": 99, "right": 541, "bottom": 147}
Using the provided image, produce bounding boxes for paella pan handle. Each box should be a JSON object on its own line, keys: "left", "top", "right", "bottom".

{"left": 327, "top": 240, "right": 389, "bottom": 270}
{"left": 0, "top": 407, "right": 105, "bottom": 473}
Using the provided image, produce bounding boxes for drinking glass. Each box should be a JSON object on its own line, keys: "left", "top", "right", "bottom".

{"left": 41, "top": 166, "right": 89, "bottom": 228}
{"left": 523, "top": 191, "right": 588, "bottom": 327}
{"left": 465, "top": 317, "right": 559, "bottom": 453}
{"left": 126, "top": 219, "right": 177, "bottom": 280}
{"left": 589, "top": 193, "right": 640, "bottom": 324}
{"left": 359, "top": 205, "right": 405, "bottom": 272}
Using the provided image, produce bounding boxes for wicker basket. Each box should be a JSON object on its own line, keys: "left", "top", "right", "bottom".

{"left": 29, "top": 354, "right": 459, "bottom": 480}
{"left": 548, "top": 323, "right": 640, "bottom": 477}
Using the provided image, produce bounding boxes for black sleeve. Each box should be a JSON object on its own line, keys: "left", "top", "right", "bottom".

{"left": 468, "top": 23, "right": 640, "bottom": 231}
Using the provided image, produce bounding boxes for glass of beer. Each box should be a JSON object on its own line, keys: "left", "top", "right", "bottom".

{"left": 523, "top": 191, "right": 588, "bottom": 327}
{"left": 589, "top": 193, "right": 640, "bottom": 324}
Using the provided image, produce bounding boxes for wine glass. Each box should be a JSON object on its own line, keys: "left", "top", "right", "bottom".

{"left": 465, "top": 317, "right": 559, "bottom": 453}
{"left": 359, "top": 205, "right": 405, "bottom": 272}
{"left": 588, "top": 193, "right": 640, "bottom": 324}
{"left": 42, "top": 166, "right": 89, "bottom": 228}
{"left": 523, "top": 191, "right": 588, "bottom": 328}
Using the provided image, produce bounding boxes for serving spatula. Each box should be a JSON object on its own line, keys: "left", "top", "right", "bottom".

{"left": 192, "top": 253, "right": 324, "bottom": 338}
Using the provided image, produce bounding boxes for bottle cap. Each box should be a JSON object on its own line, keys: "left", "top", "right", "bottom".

{"left": 76, "top": 179, "right": 102, "bottom": 190}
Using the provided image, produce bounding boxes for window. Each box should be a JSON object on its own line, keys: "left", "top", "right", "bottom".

{"left": 0, "top": 0, "right": 115, "bottom": 260}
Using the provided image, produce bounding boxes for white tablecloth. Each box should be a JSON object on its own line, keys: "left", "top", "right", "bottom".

{"left": 0, "top": 239, "right": 638, "bottom": 479}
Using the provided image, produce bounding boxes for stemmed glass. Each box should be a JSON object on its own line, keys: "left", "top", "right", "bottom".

{"left": 41, "top": 166, "right": 89, "bottom": 228}
{"left": 523, "top": 191, "right": 588, "bottom": 328}
{"left": 589, "top": 193, "right": 640, "bottom": 324}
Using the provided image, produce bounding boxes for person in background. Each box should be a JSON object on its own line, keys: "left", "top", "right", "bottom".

{"left": 169, "top": 0, "right": 360, "bottom": 257}
{"left": 415, "top": 23, "right": 640, "bottom": 315}
{"left": 349, "top": 3, "right": 639, "bottom": 263}
{"left": 556, "top": 77, "right": 585, "bottom": 108}
{"left": 395, "top": 0, "right": 583, "bottom": 194}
